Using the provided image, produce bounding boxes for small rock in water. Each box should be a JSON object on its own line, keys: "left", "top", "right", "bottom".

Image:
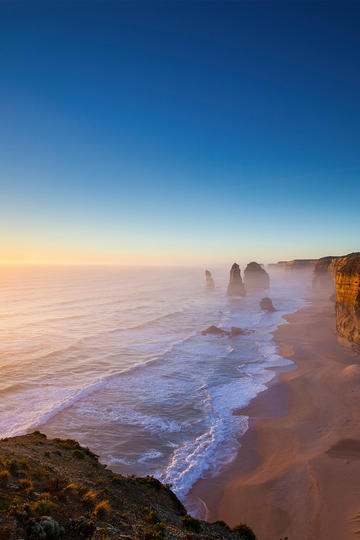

{"left": 230, "top": 327, "right": 245, "bottom": 336}
{"left": 202, "top": 325, "right": 252, "bottom": 337}
{"left": 201, "top": 325, "right": 229, "bottom": 336}
{"left": 260, "top": 297, "right": 276, "bottom": 312}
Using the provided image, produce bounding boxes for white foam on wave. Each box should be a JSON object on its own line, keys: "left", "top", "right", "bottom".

{"left": 160, "top": 374, "right": 269, "bottom": 500}
{"left": 159, "top": 286, "right": 309, "bottom": 501}
{"left": 0, "top": 324, "right": 207, "bottom": 440}
{"left": 138, "top": 450, "right": 164, "bottom": 463}
{"left": 76, "top": 400, "right": 189, "bottom": 434}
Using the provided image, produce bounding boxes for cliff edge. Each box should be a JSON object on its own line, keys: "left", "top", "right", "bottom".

{"left": 335, "top": 253, "right": 360, "bottom": 345}
{"left": 312, "top": 256, "right": 339, "bottom": 293}
{"left": 0, "top": 432, "right": 254, "bottom": 539}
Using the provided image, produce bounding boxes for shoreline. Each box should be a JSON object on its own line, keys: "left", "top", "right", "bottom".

{"left": 186, "top": 304, "right": 298, "bottom": 522}
{"left": 189, "top": 296, "right": 360, "bottom": 539}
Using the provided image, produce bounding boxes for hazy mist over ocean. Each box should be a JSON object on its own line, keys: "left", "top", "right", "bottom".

{"left": 0, "top": 265, "right": 308, "bottom": 510}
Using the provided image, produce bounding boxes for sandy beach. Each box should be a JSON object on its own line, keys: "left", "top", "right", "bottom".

{"left": 191, "top": 296, "right": 360, "bottom": 539}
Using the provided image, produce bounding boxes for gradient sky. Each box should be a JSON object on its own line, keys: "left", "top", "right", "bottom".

{"left": 1, "top": 0, "right": 360, "bottom": 265}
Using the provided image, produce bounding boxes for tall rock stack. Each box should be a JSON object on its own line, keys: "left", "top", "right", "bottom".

{"left": 227, "top": 263, "right": 246, "bottom": 296}
{"left": 312, "top": 256, "right": 339, "bottom": 294}
{"left": 335, "top": 253, "right": 360, "bottom": 344}
{"left": 205, "top": 270, "right": 215, "bottom": 289}
{"left": 244, "top": 262, "right": 270, "bottom": 291}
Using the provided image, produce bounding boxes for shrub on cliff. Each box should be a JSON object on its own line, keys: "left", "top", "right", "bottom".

{"left": 33, "top": 497, "right": 55, "bottom": 515}
{"left": 0, "top": 471, "right": 9, "bottom": 487}
{"left": 181, "top": 514, "right": 202, "bottom": 533}
{"left": 232, "top": 522, "right": 256, "bottom": 539}
{"left": 94, "top": 500, "right": 110, "bottom": 519}
{"left": 137, "top": 475, "right": 162, "bottom": 490}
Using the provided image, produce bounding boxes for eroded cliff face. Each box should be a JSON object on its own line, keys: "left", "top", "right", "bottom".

{"left": 336, "top": 253, "right": 360, "bottom": 344}
{"left": 312, "top": 256, "right": 339, "bottom": 293}
{"left": 227, "top": 263, "right": 246, "bottom": 296}
{"left": 244, "top": 261, "right": 270, "bottom": 291}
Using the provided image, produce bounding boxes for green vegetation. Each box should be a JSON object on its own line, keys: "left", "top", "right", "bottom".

{"left": 232, "top": 522, "right": 257, "bottom": 539}
{"left": 214, "top": 520, "right": 230, "bottom": 529}
{"left": 145, "top": 508, "right": 160, "bottom": 524}
{"left": 81, "top": 489, "right": 97, "bottom": 507}
{"left": 0, "top": 471, "right": 9, "bottom": 487}
{"left": 152, "top": 521, "right": 166, "bottom": 538}
{"left": 137, "top": 475, "right": 162, "bottom": 489}
{"left": 94, "top": 499, "right": 111, "bottom": 519}
{"left": 33, "top": 497, "right": 55, "bottom": 515}
{"left": 18, "top": 478, "right": 32, "bottom": 491}
{"left": 5, "top": 458, "right": 19, "bottom": 476}
{"left": 71, "top": 448, "right": 85, "bottom": 459}
{"left": 0, "top": 433, "right": 255, "bottom": 539}
{"left": 181, "top": 513, "right": 202, "bottom": 533}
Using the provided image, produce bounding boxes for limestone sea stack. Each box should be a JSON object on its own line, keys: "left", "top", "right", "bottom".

{"left": 260, "top": 297, "right": 276, "bottom": 312}
{"left": 244, "top": 261, "right": 270, "bottom": 291}
{"left": 227, "top": 263, "right": 246, "bottom": 296}
{"left": 205, "top": 269, "right": 215, "bottom": 289}
{"left": 335, "top": 253, "right": 360, "bottom": 344}
{"left": 312, "top": 256, "right": 339, "bottom": 294}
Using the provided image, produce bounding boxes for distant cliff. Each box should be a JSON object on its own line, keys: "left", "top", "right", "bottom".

{"left": 268, "top": 259, "right": 317, "bottom": 273}
{"left": 312, "top": 256, "right": 339, "bottom": 293}
{"left": 227, "top": 263, "right": 246, "bottom": 296}
{"left": 335, "top": 253, "right": 360, "bottom": 345}
{"left": 244, "top": 262, "right": 269, "bottom": 291}
{"left": 0, "top": 432, "right": 254, "bottom": 539}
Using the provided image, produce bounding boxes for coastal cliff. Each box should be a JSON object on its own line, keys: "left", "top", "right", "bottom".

{"left": 335, "top": 253, "right": 360, "bottom": 345}
{"left": 312, "top": 256, "right": 339, "bottom": 293}
{"left": 227, "top": 263, "right": 246, "bottom": 297}
{"left": 0, "top": 433, "right": 254, "bottom": 539}
{"left": 268, "top": 259, "right": 317, "bottom": 274}
{"left": 244, "top": 262, "right": 269, "bottom": 291}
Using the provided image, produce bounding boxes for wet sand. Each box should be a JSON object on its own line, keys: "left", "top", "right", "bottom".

{"left": 190, "top": 297, "right": 360, "bottom": 539}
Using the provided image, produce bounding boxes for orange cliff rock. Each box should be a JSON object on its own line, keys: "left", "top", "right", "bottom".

{"left": 336, "top": 253, "right": 360, "bottom": 344}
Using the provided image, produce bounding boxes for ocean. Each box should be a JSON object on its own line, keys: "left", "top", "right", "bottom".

{"left": 0, "top": 264, "right": 308, "bottom": 510}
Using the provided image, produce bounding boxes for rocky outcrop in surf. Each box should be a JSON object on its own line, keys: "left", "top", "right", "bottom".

{"left": 260, "top": 297, "right": 276, "bottom": 312}
{"left": 202, "top": 325, "right": 251, "bottom": 337}
{"left": 205, "top": 269, "right": 215, "bottom": 289}
{"left": 227, "top": 263, "right": 246, "bottom": 296}
{"left": 244, "top": 262, "right": 270, "bottom": 291}
{"left": 312, "top": 256, "right": 339, "bottom": 293}
{"left": 335, "top": 253, "right": 360, "bottom": 344}
{"left": 202, "top": 325, "right": 228, "bottom": 336}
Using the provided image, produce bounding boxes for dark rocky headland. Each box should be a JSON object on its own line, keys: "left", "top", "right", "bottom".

{"left": 0, "top": 433, "right": 255, "bottom": 540}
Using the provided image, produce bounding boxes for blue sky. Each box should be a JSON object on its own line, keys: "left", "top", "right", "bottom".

{"left": 1, "top": 0, "right": 359, "bottom": 264}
